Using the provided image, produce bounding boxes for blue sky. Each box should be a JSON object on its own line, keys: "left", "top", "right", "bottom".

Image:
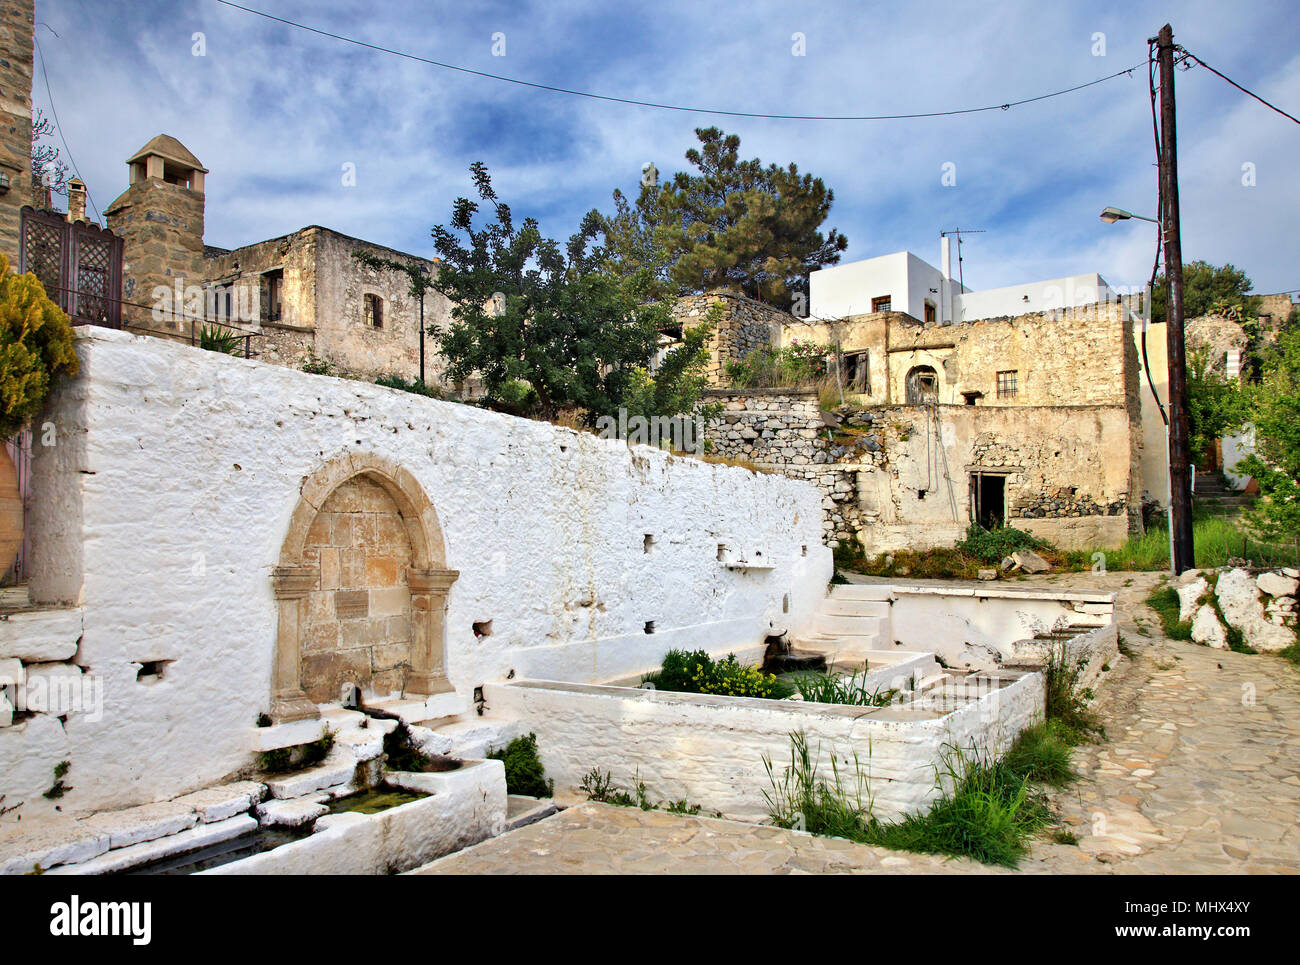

{"left": 32, "top": 0, "right": 1300, "bottom": 294}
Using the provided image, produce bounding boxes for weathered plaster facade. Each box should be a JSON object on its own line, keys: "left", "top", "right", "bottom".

{"left": 780, "top": 300, "right": 1142, "bottom": 410}
{"left": 702, "top": 389, "right": 1139, "bottom": 551}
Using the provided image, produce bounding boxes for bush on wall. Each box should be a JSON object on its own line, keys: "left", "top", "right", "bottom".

{"left": 0, "top": 254, "right": 79, "bottom": 439}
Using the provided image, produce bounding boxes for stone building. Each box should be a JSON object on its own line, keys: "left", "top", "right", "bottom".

{"left": 672, "top": 291, "right": 794, "bottom": 385}
{"left": 694, "top": 284, "right": 1148, "bottom": 551}
{"left": 104, "top": 134, "right": 453, "bottom": 386}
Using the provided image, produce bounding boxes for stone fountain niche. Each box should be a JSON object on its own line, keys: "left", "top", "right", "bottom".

{"left": 270, "top": 454, "right": 458, "bottom": 722}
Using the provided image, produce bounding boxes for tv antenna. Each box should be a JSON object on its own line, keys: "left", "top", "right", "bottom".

{"left": 940, "top": 227, "right": 986, "bottom": 289}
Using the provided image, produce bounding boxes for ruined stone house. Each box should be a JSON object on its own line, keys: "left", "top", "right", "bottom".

{"left": 685, "top": 255, "right": 1151, "bottom": 552}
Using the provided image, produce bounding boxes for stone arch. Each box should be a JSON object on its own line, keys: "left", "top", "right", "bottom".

{"left": 905, "top": 364, "right": 939, "bottom": 404}
{"left": 270, "top": 452, "right": 458, "bottom": 722}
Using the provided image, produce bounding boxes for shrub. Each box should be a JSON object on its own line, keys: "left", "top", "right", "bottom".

{"left": 0, "top": 256, "right": 78, "bottom": 439}
{"left": 579, "top": 767, "right": 700, "bottom": 813}
{"left": 375, "top": 374, "right": 443, "bottom": 398}
{"left": 726, "top": 342, "right": 828, "bottom": 389}
{"left": 488, "top": 732, "right": 554, "bottom": 798}
{"left": 198, "top": 325, "right": 241, "bottom": 356}
{"left": 956, "top": 523, "right": 1050, "bottom": 564}
{"left": 643, "top": 648, "right": 793, "bottom": 699}
{"left": 300, "top": 351, "right": 335, "bottom": 375}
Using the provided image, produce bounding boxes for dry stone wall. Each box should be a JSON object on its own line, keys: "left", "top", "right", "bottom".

{"left": 674, "top": 291, "right": 796, "bottom": 385}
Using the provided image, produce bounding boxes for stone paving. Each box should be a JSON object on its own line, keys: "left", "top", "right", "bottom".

{"left": 414, "top": 802, "right": 1000, "bottom": 875}
{"left": 415, "top": 570, "right": 1300, "bottom": 874}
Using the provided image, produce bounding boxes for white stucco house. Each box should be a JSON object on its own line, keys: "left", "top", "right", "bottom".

{"left": 809, "top": 238, "right": 1117, "bottom": 324}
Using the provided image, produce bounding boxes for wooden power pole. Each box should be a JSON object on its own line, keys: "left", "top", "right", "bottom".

{"left": 1157, "top": 23, "right": 1195, "bottom": 574}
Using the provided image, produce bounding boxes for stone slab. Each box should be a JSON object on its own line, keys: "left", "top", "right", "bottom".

{"left": 47, "top": 815, "right": 258, "bottom": 875}
{"left": 0, "top": 609, "right": 83, "bottom": 663}
{"left": 79, "top": 800, "right": 198, "bottom": 850}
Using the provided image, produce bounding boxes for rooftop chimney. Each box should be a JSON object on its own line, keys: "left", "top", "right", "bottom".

{"left": 66, "top": 178, "right": 86, "bottom": 223}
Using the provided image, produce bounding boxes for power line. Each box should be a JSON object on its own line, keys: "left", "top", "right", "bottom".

{"left": 33, "top": 34, "right": 103, "bottom": 224}
{"left": 1179, "top": 47, "right": 1300, "bottom": 125}
{"left": 212, "top": 0, "right": 1142, "bottom": 121}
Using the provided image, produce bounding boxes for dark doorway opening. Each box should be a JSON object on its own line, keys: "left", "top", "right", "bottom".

{"left": 971, "top": 473, "right": 1006, "bottom": 529}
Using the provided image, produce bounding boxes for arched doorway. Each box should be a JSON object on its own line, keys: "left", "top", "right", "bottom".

{"left": 269, "top": 453, "right": 458, "bottom": 722}
{"left": 905, "top": 365, "right": 939, "bottom": 404}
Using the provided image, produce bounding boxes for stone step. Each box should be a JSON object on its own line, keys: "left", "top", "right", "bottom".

{"left": 506, "top": 796, "right": 557, "bottom": 831}
{"left": 366, "top": 691, "right": 469, "bottom": 726}
{"left": 47, "top": 815, "right": 258, "bottom": 876}
{"left": 829, "top": 584, "right": 893, "bottom": 602}
{"left": 263, "top": 751, "right": 357, "bottom": 800}
{"left": 822, "top": 599, "right": 891, "bottom": 618}
{"left": 813, "top": 612, "right": 887, "bottom": 636}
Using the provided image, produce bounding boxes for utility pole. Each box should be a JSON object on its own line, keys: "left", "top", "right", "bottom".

{"left": 1156, "top": 23, "right": 1195, "bottom": 574}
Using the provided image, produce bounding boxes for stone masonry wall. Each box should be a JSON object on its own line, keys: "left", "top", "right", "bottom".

{"left": 701, "top": 388, "right": 865, "bottom": 544}
{"left": 701, "top": 389, "right": 1139, "bottom": 551}
{"left": 674, "top": 290, "right": 795, "bottom": 385}
{"left": 202, "top": 227, "right": 455, "bottom": 385}
{"left": 0, "top": 0, "right": 32, "bottom": 266}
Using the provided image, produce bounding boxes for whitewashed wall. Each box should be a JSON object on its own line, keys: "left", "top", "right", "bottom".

{"left": 487, "top": 674, "right": 1045, "bottom": 821}
{"left": 5, "top": 328, "right": 829, "bottom": 817}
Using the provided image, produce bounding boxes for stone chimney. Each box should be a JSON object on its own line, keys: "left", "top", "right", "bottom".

{"left": 66, "top": 178, "right": 86, "bottom": 223}
{"left": 104, "top": 134, "right": 208, "bottom": 334}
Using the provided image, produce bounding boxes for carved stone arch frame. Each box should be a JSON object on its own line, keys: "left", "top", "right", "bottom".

{"left": 270, "top": 452, "right": 459, "bottom": 722}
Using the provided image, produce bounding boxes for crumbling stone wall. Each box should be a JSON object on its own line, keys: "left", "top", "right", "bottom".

{"left": 203, "top": 226, "right": 454, "bottom": 384}
{"left": 701, "top": 388, "right": 866, "bottom": 544}
{"left": 780, "top": 301, "right": 1138, "bottom": 408}
{"left": 675, "top": 290, "right": 795, "bottom": 385}
{"left": 701, "top": 389, "right": 1141, "bottom": 550}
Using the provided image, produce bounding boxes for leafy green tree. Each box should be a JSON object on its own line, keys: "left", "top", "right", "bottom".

{"left": 620, "top": 309, "right": 719, "bottom": 426}
{"left": 1237, "top": 326, "right": 1300, "bottom": 542}
{"left": 1152, "top": 260, "right": 1261, "bottom": 324}
{"left": 0, "top": 255, "right": 78, "bottom": 439}
{"left": 597, "top": 128, "right": 847, "bottom": 310}
{"left": 429, "top": 162, "right": 668, "bottom": 423}
{"left": 1186, "top": 348, "right": 1249, "bottom": 460}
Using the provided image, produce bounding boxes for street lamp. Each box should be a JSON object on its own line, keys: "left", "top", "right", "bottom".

{"left": 1101, "top": 203, "right": 1179, "bottom": 575}
{"left": 1099, "top": 206, "right": 1158, "bottom": 225}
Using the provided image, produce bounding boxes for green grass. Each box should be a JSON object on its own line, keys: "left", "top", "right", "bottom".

{"left": 835, "top": 515, "right": 1300, "bottom": 582}
{"left": 789, "top": 663, "right": 898, "bottom": 707}
{"left": 1145, "top": 585, "right": 1194, "bottom": 641}
{"left": 1001, "top": 720, "right": 1079, "bottom": 788}
{"left": 761, "top": 633, "right": 1103, "bottom": 868}
{"left": 763, "top": 734, "right": 1055, "bottom": 868}
{"left": 863, "top": 745, "right": 1054, "bottom": 868}
{"left": 1280, "top": 642, "right": 1300, "bottom": 667}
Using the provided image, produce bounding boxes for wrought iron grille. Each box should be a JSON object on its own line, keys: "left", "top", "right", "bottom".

{"left": 18, "top": 206, "right": 123, "bottom": 328}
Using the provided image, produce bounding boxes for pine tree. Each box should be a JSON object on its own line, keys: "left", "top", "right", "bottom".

{"left": 596, "top": 128, "right": 847, "bottom": 311}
